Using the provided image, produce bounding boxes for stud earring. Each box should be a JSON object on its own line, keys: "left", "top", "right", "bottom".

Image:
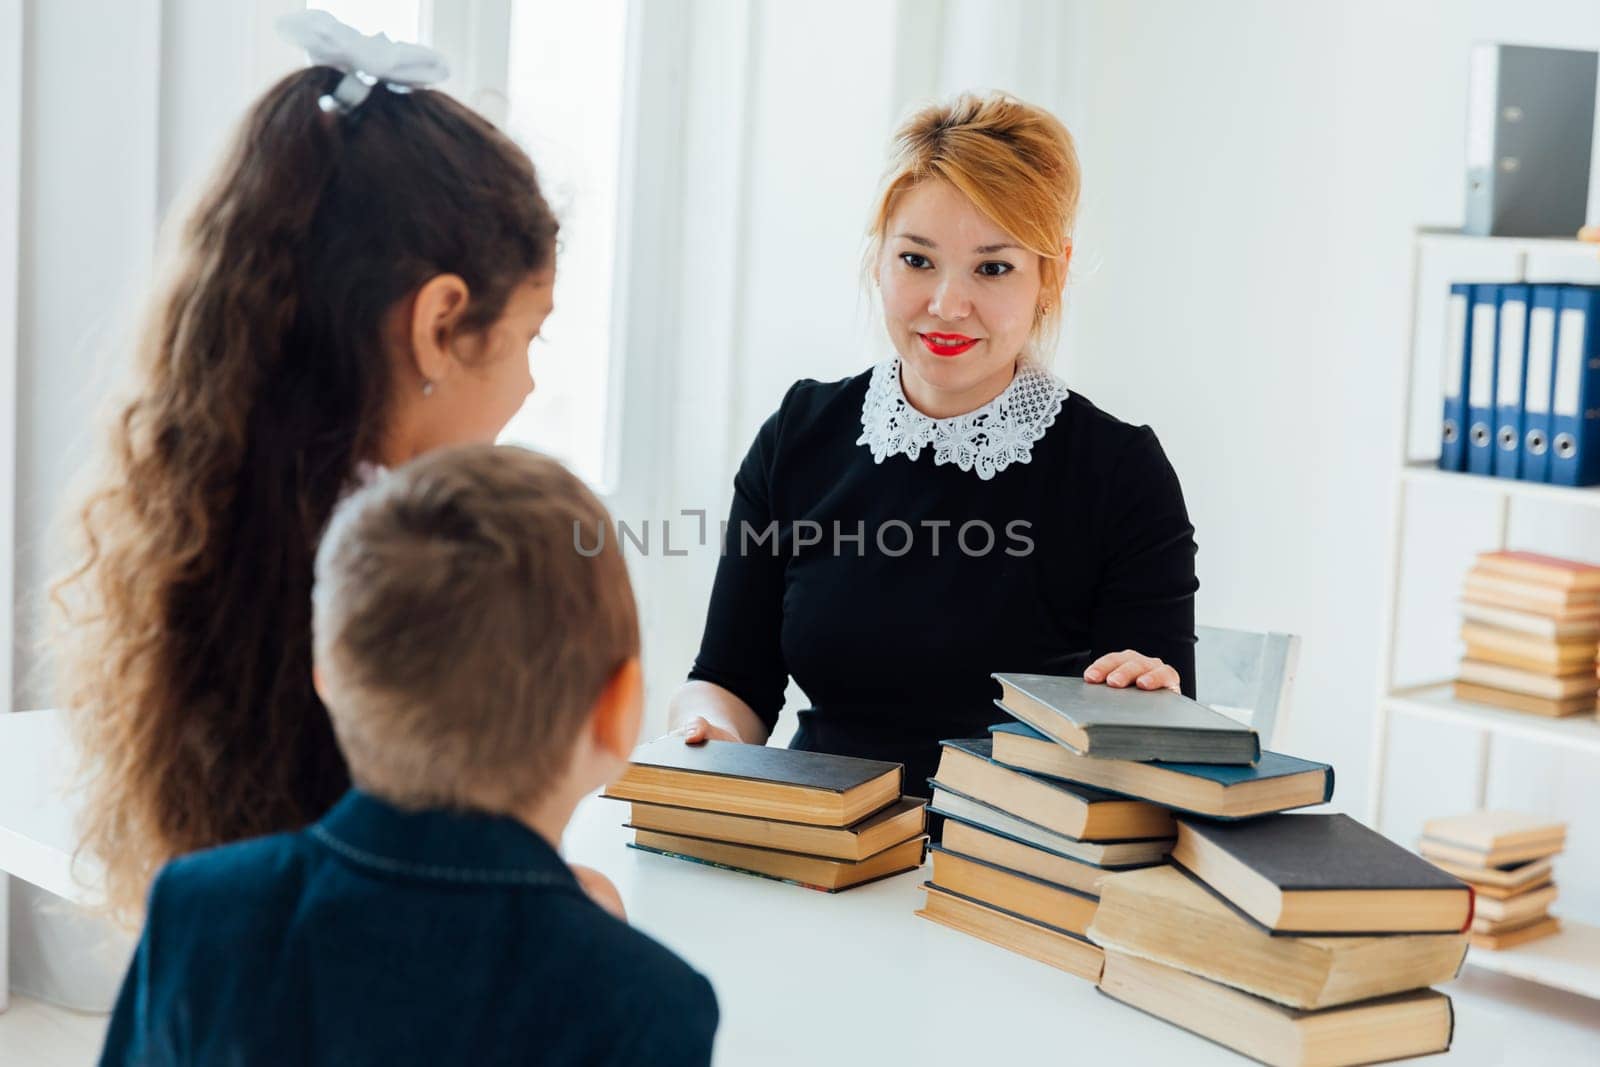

{"left": 421, "top": 380, "right": 435, "bottom": 397}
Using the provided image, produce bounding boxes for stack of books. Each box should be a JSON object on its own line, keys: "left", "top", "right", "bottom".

{"left": 1419, "top": 811, "right": 1566, "bottom": 949}
{"left": 916, "top": 736, "right": 1176, "bottom": 980}
{"left": 914, "top": 673, "right": 1467, "bottom": 1067}
{"left": 1097, "top": 815, "right": 1470, "bottom": 1067}
{"left": 1455, "top": 550, "right": 1600, "bottom": 717}
{"left": 605, "top": 737, "right": 928, "bottom": 892}
{"left": 914, "top": 673, "right": 1334, "bottom": 986}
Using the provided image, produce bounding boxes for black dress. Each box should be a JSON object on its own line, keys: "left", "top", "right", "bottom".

{"left": 687, "top": 359, "right": 1199, "bottom": 797}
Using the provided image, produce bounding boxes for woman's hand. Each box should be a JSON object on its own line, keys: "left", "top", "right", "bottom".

{"left": 675, "top": 715, "right": 746, "bottom": 745}
{"left": 1084, "top": 649, "right": 1181, "bottom": 693}
{"left": 572, "top": 863, "right": 627, "bottom": 921}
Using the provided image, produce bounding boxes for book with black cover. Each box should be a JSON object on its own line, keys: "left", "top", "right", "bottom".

{"left": 935, "top": 738, "right": 1175, "bottom": 841}
{"left": 1172, "top": 814, "right": 1475, "bottom": 936}
{"left": 989, "top": 722, "right": 1333, "bottom": 819}
{"left": 606, "top": 736, "right": 902, "bottom": 826}
{"left": 992, "top": 672, "right": 1260, "bottom": 764}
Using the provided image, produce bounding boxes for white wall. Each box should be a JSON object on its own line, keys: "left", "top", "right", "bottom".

{"left": 9, "top": 0, "right": 297, "bottom": 1007}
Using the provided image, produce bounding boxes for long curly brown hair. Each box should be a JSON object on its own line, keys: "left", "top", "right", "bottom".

{"left": 53, "top": 66, "right": 558, "bottom": 922}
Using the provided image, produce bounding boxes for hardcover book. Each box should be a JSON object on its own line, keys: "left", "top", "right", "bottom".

{"left": 1423, "top": 855, "right": 1553, "bottom": 892}
{"left": 1170, "top": 814, "right": 1475, "bottom": 936}
{"left": 928, "top": 783, "right": 1174, "bottom": 869}
{"left": 607, "top": 737, "right": 901, "bottom": 826}
{"left": 1473, "top": 550, "right": 1600, "bottom": 590}
{"left": 619, "top": 796, "right": 926, "bottom": 862}
{"left": 1087, "top": 865, "right": 1468, "bottom": 1010}
{"left": 989, "top": 722, "right": 1332, "bottom": 819}
{"left": 1456, "top": 659, "right": 1597, "bottom": 700}
{"left": 934, "top": 738, "right": 1174, "bottom": 841}
{"left": 628, "top": 827, "right": 926, "bottom": 892}
{"left": 917, "top": 882, "right": 1104, "bottom": 981}
{"left": 992, "top": 673, "right": 1260, "bottom": 764}
{"left": 940, "top": 818, "right": 1109, "bottom": 898}
{"left": 1098, "top": 952, "right": 1454, "bottom": 1067}
{"left": 928, "top": 845, "right": 1098, "bottom": 935}
{"left": 1451, "top": 679, "right": 1598, "bottom": 717}
{"left": 1419, "top": 811, "right": 1567, "bottom": 867}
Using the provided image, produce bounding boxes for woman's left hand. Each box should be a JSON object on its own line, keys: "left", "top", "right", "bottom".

{"left": 1084, "top": 649, "right": 1181, "bottom": 693}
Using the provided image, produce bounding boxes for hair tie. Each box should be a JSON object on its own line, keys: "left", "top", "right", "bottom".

{"left": 277, "top": 10, "right": 450, "bottom": 115}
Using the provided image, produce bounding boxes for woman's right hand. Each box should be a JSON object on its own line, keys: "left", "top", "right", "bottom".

{"left": 675, "top": 715, "right": 746, "bottom": 745}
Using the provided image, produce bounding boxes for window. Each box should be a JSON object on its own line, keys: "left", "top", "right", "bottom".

{"left": 496, "top": 0, "right": 628, "bottom": 491}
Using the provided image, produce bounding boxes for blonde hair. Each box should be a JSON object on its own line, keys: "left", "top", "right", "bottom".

{"left": 866, "top": 91, "right": 1081, "bottom": 355}
{"left": 312, "top": 445, "right": 638, "bottom": 813}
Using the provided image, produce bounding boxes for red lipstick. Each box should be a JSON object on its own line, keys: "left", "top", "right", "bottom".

{"left": 919, "top": 332, "right": 979, "bottom": 357}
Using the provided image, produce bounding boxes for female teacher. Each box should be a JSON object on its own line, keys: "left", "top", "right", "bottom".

{"left": 670, "top": 92, "right": 1199, "bottom": 793}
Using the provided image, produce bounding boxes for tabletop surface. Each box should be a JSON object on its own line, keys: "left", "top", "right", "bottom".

{"left": 4, "top": 709, "right": 1600, "bottom": 1064}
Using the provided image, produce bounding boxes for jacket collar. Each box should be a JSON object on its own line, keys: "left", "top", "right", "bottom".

{"left": 311, "top": 789, "right": 581, "bottom": 892}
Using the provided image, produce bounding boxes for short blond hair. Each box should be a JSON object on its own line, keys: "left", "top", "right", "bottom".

{"left": 866, "top": 91, "right": 1081, "bottom": 355}
{"left": 312, "top": 445, "right": 638, "bottom": 812}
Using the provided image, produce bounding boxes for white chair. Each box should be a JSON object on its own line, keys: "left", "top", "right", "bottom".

{"left": 1194, "top": 625, "right": 1301, "bottom": 749}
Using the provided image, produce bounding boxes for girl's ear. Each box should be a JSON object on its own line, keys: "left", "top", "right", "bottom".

{"left": 408, "top": 273, "right": 472, "bottom": 386}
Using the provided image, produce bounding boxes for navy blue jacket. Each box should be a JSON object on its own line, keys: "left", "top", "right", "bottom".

{"left": 100, "top": 791, "right": 719, "bottom": 1066}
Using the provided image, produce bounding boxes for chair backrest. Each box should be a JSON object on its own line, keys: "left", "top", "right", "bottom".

{"left": 1194, "top": 625, "right": 1301, "bottom": 749}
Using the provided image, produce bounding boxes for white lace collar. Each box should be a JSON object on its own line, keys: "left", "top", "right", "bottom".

{"left": 855, "top": 357, "right": 1071, "bottom": 481}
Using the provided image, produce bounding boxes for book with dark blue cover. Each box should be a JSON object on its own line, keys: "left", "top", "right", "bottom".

{"left": 988, "top": 721, "right": 1333, "bottom": 819}
{"left": 1519, "top": 284, "right": 1564, "bottom": 483}
{"left": 1466, "top": 283, "right": 1502, "bottom": 474}
{"left": 1440, "top": 282, "right": 1475, "bottom": 471}
{"left": 1552, "top": 285, "right": 1600, "bottom": 486}
{"left": 1493, "top": 284, "right": 1531, "bottom": 478}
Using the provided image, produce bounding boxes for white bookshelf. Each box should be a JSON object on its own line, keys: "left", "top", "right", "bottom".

{"left": 1368, "top": 227, "right": 1600, "bottom": 999}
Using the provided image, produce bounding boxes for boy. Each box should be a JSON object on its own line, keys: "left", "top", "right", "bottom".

{"left": 100, "top": 445, "right": 719, "bottom": 1066}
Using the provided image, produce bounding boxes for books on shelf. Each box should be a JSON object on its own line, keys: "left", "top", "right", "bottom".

{"left": 1098, "top": 951, "right": 1455, "bottom": 1067}
{"left": 607, "top": 738, "right": 927, "bottom": 892}
{"left": 1474, "top": 549, "right": 1600, "bottom": 590}
{"left": 1460, "top": 599, "right": 1600, "bottom": 640}
{"left": 1454, "top": 551, "right": 1600, "bottom": 718}
{"left": 990, "top": 672, "right": 1260, "bottom": 764}
{"left": 988, "top": 722, "right": 1333, "bottom": 819}
{"left": 1170, "top": 814, "right": 1474, "bottom": 936}
{"left": 1417, "top": 810, "right": 1567, "bottom": 950}
{"left": 1087, "top": 865, "right": 1468, "bottom": 1010}
{"left": 1470, "top": 915, "right": 1561, "bottom": 950}
{"left": 1424, "top": 854, "right": 1551, "bottom": 892}
{"left": 1419, "top": 810, "right": 1566, "bottom": 867}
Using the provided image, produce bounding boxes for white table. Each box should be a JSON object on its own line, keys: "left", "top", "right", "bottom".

{"left": 5, "top": 710, "right": 1600, "bottom": 1064}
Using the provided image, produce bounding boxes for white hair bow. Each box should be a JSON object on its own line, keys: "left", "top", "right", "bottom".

{"left": 277, "top": 9, "right": 450, "bottom": 114}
